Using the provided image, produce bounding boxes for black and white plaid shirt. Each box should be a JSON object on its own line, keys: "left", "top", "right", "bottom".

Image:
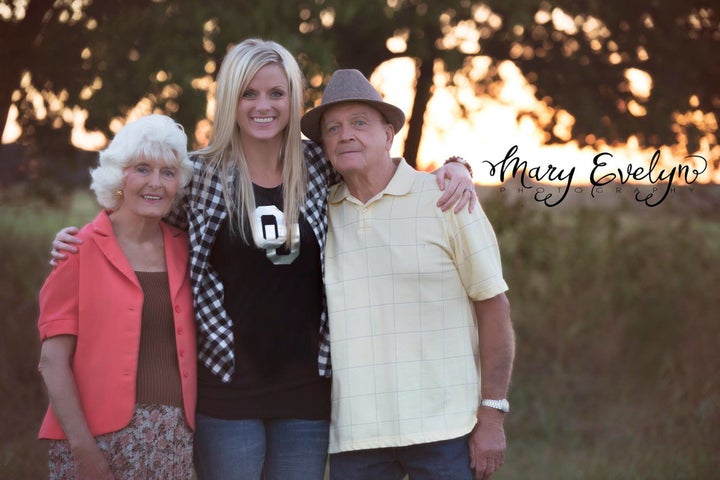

{"left": 166, "top": 140, "right": 336, "bottom": 383}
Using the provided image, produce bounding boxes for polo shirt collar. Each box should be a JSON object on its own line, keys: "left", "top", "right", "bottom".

{"left": 329, "top": 157, "right": 415, "bottom": 206}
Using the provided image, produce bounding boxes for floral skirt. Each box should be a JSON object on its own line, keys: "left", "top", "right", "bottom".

{"left": 48, "top": 403, "right": 193, "bottom": 480}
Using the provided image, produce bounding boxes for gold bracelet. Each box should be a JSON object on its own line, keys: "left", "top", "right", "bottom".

{"left": 444, "top": 156, "right": 473, "bottom": 178}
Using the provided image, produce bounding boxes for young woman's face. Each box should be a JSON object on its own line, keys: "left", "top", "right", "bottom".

{"left": 118, "top": 157, "right": 179, "bottom": 221}
{"left": 236, "top": 63, "right": 291, "bottom": 144}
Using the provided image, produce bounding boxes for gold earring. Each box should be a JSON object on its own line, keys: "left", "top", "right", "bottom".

{"left": 115, "top": 189, "right": 124, "bottom": 197}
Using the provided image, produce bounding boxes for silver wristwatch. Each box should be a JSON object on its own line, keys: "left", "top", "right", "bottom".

{"left": 480, "top": 398, "right": 510, "bottom": 413}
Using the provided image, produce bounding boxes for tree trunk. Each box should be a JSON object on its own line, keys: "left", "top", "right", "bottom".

{"left": 402, "top": 58, "right": 434, "bottom": 168}
{"left": 0, "top": 77, "right": 15, "bottom": 143}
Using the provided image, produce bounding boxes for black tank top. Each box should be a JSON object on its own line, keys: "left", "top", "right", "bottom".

{"left": 198, "top": 183, "right": 330, "bottom": 420}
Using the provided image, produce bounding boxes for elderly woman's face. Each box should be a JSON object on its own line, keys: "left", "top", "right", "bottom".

{"left": 118, "top": 157, "right": 180, "bottom": 221}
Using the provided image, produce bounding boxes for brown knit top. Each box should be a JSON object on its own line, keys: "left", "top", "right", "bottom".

{"left": 135, "top": 271, "right": 183, "bottom": 408}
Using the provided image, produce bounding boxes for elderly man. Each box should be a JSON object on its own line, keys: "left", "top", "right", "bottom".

{"left": 301, "top": 69, "right": 515, "bottom": 480}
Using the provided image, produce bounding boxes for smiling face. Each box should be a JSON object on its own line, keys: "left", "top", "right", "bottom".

{"left": 320, "top": 102, "right": 394, "bottom": 178}
{"left": 117, "top": 158, "right": 179, "bottom": 221}
{"left": 235, "top": 63, "right": 291, "bottom": 145}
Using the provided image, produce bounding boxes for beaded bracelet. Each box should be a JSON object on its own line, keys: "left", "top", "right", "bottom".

{"left": 444, "top": 156, "right": 473, "bottom": 178}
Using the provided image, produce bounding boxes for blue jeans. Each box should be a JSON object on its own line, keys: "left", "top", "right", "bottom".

{"left": 194, "top": 414, "right": 329, "bottom": 480}
{"left": 329, "top": 435, "right": 474, "bottom": 480}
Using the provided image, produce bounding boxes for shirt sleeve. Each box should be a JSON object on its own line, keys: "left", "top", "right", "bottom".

{"left": 448, "top": 202, "right": 509, "bottom": 301}
{"left": 38, "top": 251, "right": 80, "bottom": 341}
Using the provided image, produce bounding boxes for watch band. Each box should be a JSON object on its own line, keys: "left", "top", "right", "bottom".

{"left": 480, "top": 398, "right": 510, "bottom": 413}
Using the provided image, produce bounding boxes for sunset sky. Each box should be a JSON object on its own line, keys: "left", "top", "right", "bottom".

{"left": 3, "top": 53, "right": 717, "bottom": 188}
{"left": 371, "top": 58, "right": 717, "bottom": 187}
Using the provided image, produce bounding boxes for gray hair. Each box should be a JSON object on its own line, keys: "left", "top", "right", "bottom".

{"left": 90, "top": 114, "right": 193, "bottom": 210}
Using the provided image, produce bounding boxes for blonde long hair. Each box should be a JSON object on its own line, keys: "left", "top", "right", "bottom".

{"left": 193, "top": 38, "right": 307, "bottom": 246}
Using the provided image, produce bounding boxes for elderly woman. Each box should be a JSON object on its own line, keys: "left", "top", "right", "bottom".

{"left": 37, "top": 114, "right": 197, "bottom": 480}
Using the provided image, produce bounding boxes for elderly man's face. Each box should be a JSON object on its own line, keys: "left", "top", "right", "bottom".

{"left": 320, "top": 102, "right": 394, "bottom": 177}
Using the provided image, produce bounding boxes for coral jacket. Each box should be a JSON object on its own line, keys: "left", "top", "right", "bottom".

{"left": 38, "top": 211, "right": 196, "bottom": 439}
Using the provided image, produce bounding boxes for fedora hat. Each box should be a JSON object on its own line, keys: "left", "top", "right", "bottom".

{"left": 301, "top": 69, "right": 406, "bottom": 143}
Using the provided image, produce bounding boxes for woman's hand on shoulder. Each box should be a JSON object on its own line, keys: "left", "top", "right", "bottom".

{"left": 434, "top": 159, "right": 476, "bottom": 214}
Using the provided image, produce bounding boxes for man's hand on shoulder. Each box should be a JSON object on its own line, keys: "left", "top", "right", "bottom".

{"left": 50, "top": 226, "right": 82, "bottom": 266}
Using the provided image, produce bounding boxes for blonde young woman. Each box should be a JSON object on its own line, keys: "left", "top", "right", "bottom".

{"left": 51, "top": 39, "right": 475, "bottom": 480}
{"left": 38, "top": 114, "right": 196, "bottom": 479}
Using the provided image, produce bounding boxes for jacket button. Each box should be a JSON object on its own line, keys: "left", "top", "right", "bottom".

{"left": 174, "top": 305, "right": 181, "bottom": 313}
{"left": 177, "top": 327, "right": 183, "bottom": 335}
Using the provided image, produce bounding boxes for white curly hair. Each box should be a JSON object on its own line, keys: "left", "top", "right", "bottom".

{"left": 90, "top": 114, "right": 193, "bottom": 210}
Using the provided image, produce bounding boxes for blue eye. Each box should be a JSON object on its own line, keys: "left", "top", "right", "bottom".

{"left": 242, "top": 90, "right": 256, "bottom": 99}
{"left": 161, "top": 168, "right": 176, "bottom": 178}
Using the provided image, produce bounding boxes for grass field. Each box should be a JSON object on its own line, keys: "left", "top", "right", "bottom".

{"left": 1, "top": 189, "right": 718, "bottom": 479}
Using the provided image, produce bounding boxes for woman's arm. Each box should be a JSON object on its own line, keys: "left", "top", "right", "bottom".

{"left": 38, "top": 335, "right": 115, "bottom": 480}
{"left": 434, "top": 157, "right": 476, "bottom": 213}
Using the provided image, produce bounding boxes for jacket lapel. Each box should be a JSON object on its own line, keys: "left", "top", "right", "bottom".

{"left": 162, "top": 222, "right": 189, "bottom": 301}
{"left": 91, "top": 211, "right": 140, "bottom": 288}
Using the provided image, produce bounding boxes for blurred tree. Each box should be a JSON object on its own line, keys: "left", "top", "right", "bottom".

{"left": 298, "top": 0, "right": 481, "bottom": 164}
{"left": 481, "top": 0, "right": 719, "bottom": 154}
{"left": 300, "top": 0, "right": 718, "bottom": 164}
{"left": 0, "top": 0, "right": 329, "bottom": 147}
{"left": 1, "top": 0, "right": 717, "bottom": 173}
{"left": 0, "top": 0, "right": 331, "bottom": 199}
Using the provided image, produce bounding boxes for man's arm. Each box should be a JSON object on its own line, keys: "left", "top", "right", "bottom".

{"left": 49, "top": 227, "right": 82, "bottom": 266}
{"left": 468, "top": 292, "right": 515, "bottom": 480}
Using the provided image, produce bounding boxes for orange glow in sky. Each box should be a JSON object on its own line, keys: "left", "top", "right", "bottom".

{"left": 4, "top": 57, "right": 717, "bottom": 186}
{"left": 371, "top": 58, "right": 717, "bottom": 186}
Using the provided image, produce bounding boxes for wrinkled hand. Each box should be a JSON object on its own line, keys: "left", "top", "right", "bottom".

{"left": 435, "top": 161, "right": 476, "bottom": 213}
{"left": 468, "top": 412, "right": 506, "bottom": 480}
{"left": 49, "top": 226, "right": 81, "bottom": 266}
{"left": 72, "top": 441, "right": 115, "bottom": 480}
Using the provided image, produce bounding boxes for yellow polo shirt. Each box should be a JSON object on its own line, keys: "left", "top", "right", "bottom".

{"left": 325, "top": 158, "right": 508, "bottom": 453}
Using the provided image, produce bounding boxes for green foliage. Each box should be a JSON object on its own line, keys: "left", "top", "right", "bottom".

{"left": 0, "top": 192, "right": 96, "bottom": 478}
{"left": 482, "top": 197, "right": 720, "bottom": 478}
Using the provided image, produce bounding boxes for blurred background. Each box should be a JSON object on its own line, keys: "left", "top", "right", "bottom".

{"left": 1, "top": 1, "right": 718, "bottom": 478}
